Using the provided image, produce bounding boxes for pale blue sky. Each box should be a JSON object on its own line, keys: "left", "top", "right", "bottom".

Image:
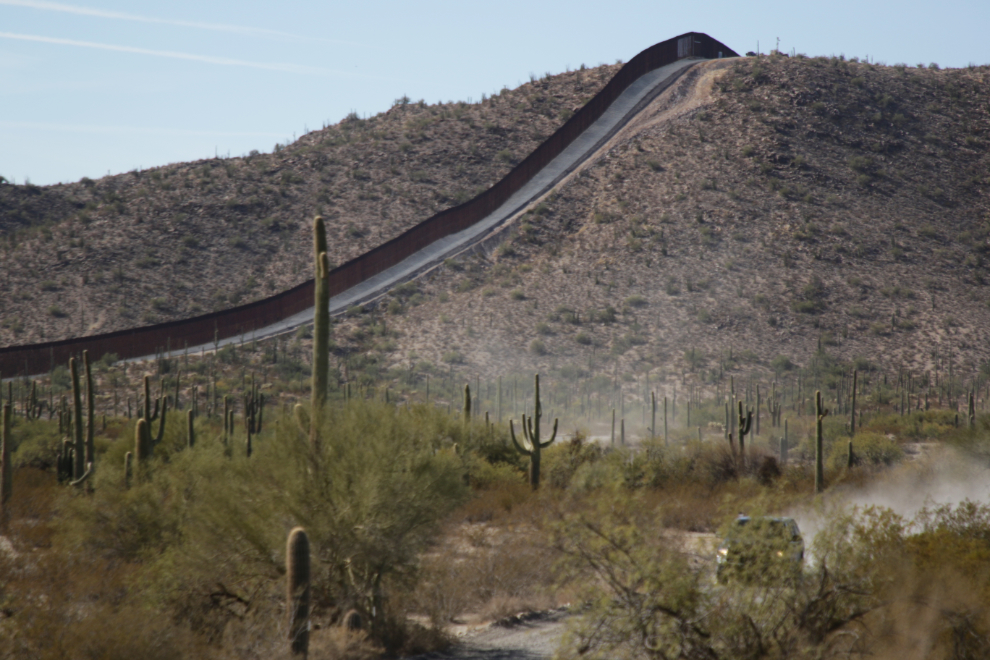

{"left": 3, "top": 0, "right": 989, "bottom": 186}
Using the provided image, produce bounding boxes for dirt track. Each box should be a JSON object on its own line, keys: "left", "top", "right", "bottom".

{"left": 407, "top": 609, "right": 569, "bottom": 660}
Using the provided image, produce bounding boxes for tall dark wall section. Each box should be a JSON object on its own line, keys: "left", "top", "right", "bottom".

{"left": 0, "top": 32, "right": 737, "bottom": 377}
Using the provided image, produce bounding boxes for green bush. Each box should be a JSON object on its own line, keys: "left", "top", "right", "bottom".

{"left": 53, "top": 400, "right": 470, "bottom": 650}
{"left": 828, "top": 432, "right": 904, "bottom": 470}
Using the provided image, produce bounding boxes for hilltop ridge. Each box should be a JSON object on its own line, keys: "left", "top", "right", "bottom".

{"left": 4, "top": 52, "right": 990, "bottom": 382}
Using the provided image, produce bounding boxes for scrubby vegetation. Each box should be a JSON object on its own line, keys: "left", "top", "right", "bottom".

{"left": 3, "top": 333, "right": 990, "bottom": 658}
{"left": 4, "top": 46, "right": 990, "bottom": 659}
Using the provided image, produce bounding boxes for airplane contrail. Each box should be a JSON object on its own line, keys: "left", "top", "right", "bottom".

{"left": 0, "top": 120, "right": 287, "bottom": 138}
{"left": 0, "top": 0, "right": 350, "bottom": 43}
{"left": 0, "top": 31, "right": 341, "bottom": 75}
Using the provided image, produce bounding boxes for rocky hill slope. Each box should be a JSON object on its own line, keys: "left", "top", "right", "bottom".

{"left": 330, "top": 54, "right": 990, "bottom": 383}
{"left": 5, "top": 52, "right": 990, "bottom": 385}
{"left": 0, "top": 63, "right": 620, "bottom": 345}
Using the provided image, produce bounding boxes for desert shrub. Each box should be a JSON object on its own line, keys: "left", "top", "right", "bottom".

{"left": 556, "top": 498, "right": 990, "bottom": 660}
{"left": 37, "top": 401, "right": 471, "bottom": 653}
{"left": 828, "top": 431, "right": 904, "bottom": 470}
{"left": 10, "top": 418, "right": 64, "bottom": 469}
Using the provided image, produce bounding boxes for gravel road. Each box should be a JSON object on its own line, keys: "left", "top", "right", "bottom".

{"left": 406, "top": 609, "right": 570, "bottom": 660}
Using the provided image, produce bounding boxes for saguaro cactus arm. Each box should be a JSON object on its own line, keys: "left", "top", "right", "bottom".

{"left": 509, "top": 418, "right": 532, "bottom": 455}
{"left": 143, "top": 375, "right": 160, "bottom": 422}
{"left": 538, "top": 418, "right": 557, "bottom": 448}
{"left": 70, "top": 462, "right": 93, "bottom": 487}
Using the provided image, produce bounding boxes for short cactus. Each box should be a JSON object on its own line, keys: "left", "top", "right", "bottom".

{"left": 24, "top": 381, "right": 43, "bottom": 421}
{"left": 57, "top": 439, "right": 73, "bottom": 484}
{"left": 286, "top": 527, "right": 311, "bottom": 657}
{"left": 510, "top": 374, "right": 557, "bottom": 490}
{"left": 124, "top": 451, "right": 133, "bottom": 489}
{"left": 134, "top": 419, "right": 150, "bottom": 480}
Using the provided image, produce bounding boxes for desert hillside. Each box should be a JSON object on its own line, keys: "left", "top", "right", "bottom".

{"left": 4, "top": 53, "right": 990, "bottom": 385}
{"left": 345, "top": 54, "right": 990, "bottom": 382}
{"left": 0, "top": 63, "right": 620, "bottom": 345}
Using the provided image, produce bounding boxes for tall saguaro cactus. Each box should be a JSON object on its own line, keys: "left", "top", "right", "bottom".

{"left": 815, "top": 390, "right": 830, "bottom": 493}
{"left": 510, "top": 374, "right": 558, "bottom": 490}
{"left": 286, "top": 527, "right": 311, "bottom": 658}
{"left": 311, "top": 216, "right": 331, "bottom": 452}
{"left": 463, "top": 384, "right": 471, "bottom": 424}
{"left": 850, "top": 369, "right": 858, "bottom": 436}
{"left": 83, "top": 351, "right": 95, "bottom": 466}
{"left": 70, "top": 357, "right": 85, "bottom": 481}
{"left": 1, "top": 403, "right": 11, "bottom": 525}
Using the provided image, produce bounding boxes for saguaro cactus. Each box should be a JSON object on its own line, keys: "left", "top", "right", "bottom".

{"left": 510, "top": 374, "right": 558, "bottom": 490}
{"left": 124, "top": 451, "right": 133, "bottom": 489}
{"left": 286, "top": 527, "right": 311, "bottom": 658}
{"left": 815, "top": 390, "right": 829, "bottom": 493}
{"left": 223, "top": 395, "right": 230, "bottom": 445}
{"left": 24, "top": 381, "right": 43, "bottom": 421}
{"left": 187, "top": 409, "right": 195, "bottom": 449}
{"left": 57, "top": 439, "right": 73, "bottom": 484}
{"left": 737, "top": 400, "right": 753, "bottom": 466}
{"left": 143, "top": 375, "right": 161, "bottom": 423}
{"left": 70, "top": 357, "right": 85, "bottom": 481}
{"left": 83, "top": 351, "right": 95, "bottom": 466}
{"left": 311, "top": 215, "right": 331, "bottom": 452}
{"left": 244, "top": 378, "right": 264, "bottom": 435}
{"left": 650, "top": 392, "right": 656, "bottom": 440}
{"left": 134, "top": 419, "right": 150, "bottom": 478}
{"left": 850, "top": 369, "right": 858, "bottom": 435}
{"left": 463, "top": 384, "right": 471, "bottom": 424}
{"left": 969, "top": 391, "right": 976, "bottom": 429}
{"left": 766, "top": 381, "right": 781, "bottom": 428}
{"left": 1, "top": 403, "right": 11, "bottom": 524}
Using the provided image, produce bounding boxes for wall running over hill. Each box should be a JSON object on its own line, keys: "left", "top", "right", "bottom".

{"left": 0, "top": 32, "right": 738, "bottom": 377}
